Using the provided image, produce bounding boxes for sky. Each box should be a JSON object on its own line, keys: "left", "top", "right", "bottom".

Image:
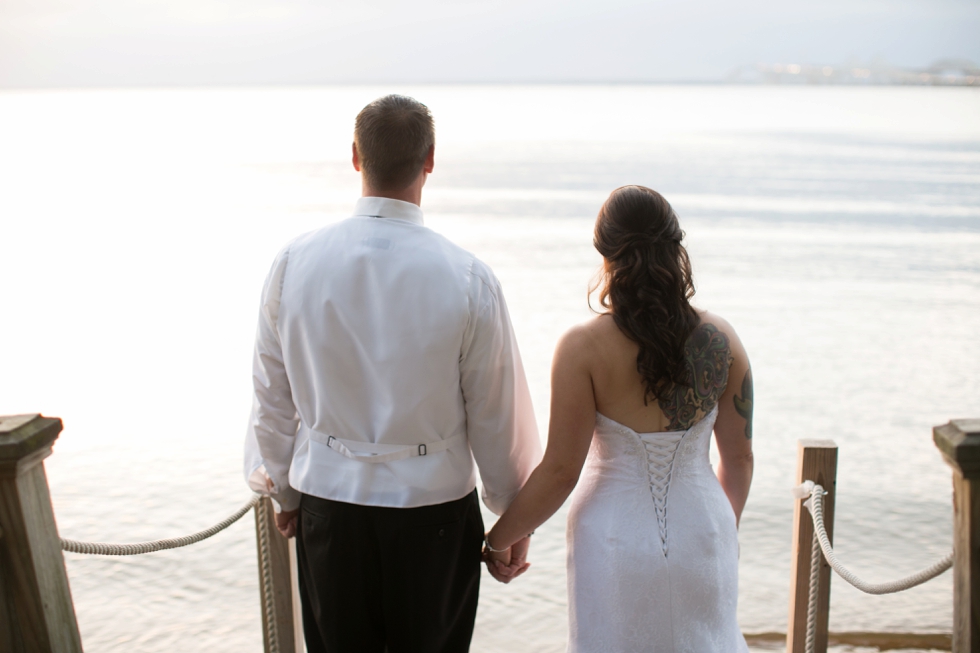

{"left": 1, "top": 0, "right": 978, "bottom": 87}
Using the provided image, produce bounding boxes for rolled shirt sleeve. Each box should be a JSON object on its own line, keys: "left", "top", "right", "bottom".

{"left": 243, "top": 245, "right": 302, "bottom": 513}
{"left": 460, "top": 265, "right": 543, "bottom": 515}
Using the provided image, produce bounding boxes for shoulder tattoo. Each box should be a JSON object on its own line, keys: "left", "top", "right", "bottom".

{"left": 733, "top": 368, "right": 753, "bottom": 439}
{"left": 658, "top": 323, "right": 733, "bottom": 431}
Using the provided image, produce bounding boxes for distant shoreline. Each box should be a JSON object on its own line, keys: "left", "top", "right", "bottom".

{"left": 3, "top": 59, "right": 978, "bottom": 89}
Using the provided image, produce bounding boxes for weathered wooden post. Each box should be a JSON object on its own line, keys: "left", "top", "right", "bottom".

{"left": 254, "top": 497, "right": 304, "bottom": 653}
{"left": 0, "top": 414, "right": 83, "bottom": 652}
{"left": 934, "top": 419, "right": 980, "bottom": 653}
{"left": 786, "top": 439, "right": 838, "bottom": 653}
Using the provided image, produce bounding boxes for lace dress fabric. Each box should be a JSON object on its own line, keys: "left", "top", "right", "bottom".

{"left": 566, "top": 406, "right": 747, "bottom": 652}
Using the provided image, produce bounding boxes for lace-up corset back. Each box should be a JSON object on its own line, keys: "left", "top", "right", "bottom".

{"left": 590, "top": 405, "right": 718, "bottom": 555}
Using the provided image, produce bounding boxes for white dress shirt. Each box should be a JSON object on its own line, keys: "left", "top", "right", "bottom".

{"left": 244, "top": 197, "right": 541, "bottom": 514}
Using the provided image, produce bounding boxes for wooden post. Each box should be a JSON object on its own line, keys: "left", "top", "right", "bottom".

{"left": 0, "top": 414, "right": 83, "bottom": 653}
{"left": 934, "top": 419, "right": 980, "bottom": 653}
{"left": 786, "top": 439, "right": 838, "bottom": 653}
{"left": 255, "top": 496, "right": 303, "bottom": 653}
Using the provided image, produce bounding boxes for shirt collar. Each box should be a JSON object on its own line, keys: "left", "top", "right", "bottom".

{"left": 353, "top": 197, "right": 424, "bottom": 226}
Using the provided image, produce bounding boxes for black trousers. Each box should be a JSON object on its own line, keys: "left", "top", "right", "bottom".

{"left": 296, "top": 490, "right": 484, "bottom": 653}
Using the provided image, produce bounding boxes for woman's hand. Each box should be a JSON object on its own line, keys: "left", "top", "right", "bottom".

{"left": 485, "top": 545, "right": 511, "bottom": 567}
{"left": 483, "top": 532, "right": 511, "bottom": 567}
{"left": 483, "top": 536, "right": 533, "bottom": 583}
{"left": 483, "top": 540, "right": 512, "bottom": 583}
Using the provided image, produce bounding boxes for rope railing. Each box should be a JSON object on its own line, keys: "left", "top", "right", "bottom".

{"left": 60, "top": 494, "right": 262, "bottom": 556}
{"left": 793, "top": 480, "right": 953, "bottom": 653}
{"left": 803, "top": 522, "right": 822, "bottom": 653}
{"left": 255, "top": 497, "right": 283, "bottom": 653}
{"left": 58, "top": 491, "right": 290, "bottom": 652}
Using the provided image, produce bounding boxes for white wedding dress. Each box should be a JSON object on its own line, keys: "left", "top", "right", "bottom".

{"left": 566, "top": 405, "right": 747, "bottom": 652}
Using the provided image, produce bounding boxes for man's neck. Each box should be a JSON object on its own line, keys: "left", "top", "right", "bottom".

{"left": 361, "top": 180, "right": 423, "bottom": 207}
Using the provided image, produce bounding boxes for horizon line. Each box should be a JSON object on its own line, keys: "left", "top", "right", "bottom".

{"left": 2, "top": 79, "right": 979, "bottom": 92}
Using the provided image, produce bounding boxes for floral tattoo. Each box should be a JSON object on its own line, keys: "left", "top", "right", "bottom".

{"left": 659, "top": 323, "right": 733, "bottom": 431}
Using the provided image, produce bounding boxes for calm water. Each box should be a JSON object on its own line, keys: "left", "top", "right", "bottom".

{"left": 1, "top": 85, "right": 978, "bottom": 652}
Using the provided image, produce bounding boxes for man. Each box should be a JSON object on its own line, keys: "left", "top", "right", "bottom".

{"left": 244, "top": 94, "right": 541, "bottom": 653}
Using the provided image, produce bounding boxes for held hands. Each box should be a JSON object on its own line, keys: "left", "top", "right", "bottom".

{"left": 483, "top": 534, "right": 531, "bottom": 584}
{"left": 275, "top": 508, "right": 299, "bottom": 539}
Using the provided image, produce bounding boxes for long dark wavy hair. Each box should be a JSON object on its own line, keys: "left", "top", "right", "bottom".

{"left": 590, "top": 185, "right": 700, "bottom": 403}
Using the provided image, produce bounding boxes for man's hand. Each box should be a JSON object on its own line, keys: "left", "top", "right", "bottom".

{"left": 275, "top": 508, "right": 299, "bottom": 539}
{"left": 484, "top": 535, "right": 531, "bottom": 584}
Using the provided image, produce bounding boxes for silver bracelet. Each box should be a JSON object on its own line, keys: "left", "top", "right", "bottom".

{"left": 484, "top": 533, "right": 507, "bottom": 553}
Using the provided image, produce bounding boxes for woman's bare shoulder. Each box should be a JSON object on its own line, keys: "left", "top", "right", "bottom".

{"left": 697, "top": 309, "right": 732, "bottom": 333}
{"left": 555, "top": 315, "right": 620, "bottom": 360}
{"left": 696, "top": 310, "right": 751, "bottom": 381}
{"left": 696, "top": 310, "right": 745, "bottom": 349}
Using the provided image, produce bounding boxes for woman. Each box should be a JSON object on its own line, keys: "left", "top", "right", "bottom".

{"left": 484, "top": 185, "right": 754, "bottom": 651}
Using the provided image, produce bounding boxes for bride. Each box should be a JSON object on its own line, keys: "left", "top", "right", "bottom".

{"left": 484, "top": 185, "right": 754, "bottom": 651}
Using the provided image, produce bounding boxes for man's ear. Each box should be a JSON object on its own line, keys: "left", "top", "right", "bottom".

{"left": 352, "top": 142, "right": 361, "bottom": 172}
{"left": 423, "top": 144, "right": 435, "bottom": 174}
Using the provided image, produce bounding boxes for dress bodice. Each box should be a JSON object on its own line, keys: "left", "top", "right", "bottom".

{"left": 589, "top": 405, "right": 719, "bottom": 555}
{"left": 567, "top": 403, "right": 746, "bottom": 652}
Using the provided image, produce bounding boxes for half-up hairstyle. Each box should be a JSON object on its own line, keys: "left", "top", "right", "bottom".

{"left": 591, "top": 185, "right": 700, "bottom": 403}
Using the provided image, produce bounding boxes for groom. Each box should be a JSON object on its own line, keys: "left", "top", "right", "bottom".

{"left": 244, "top": 94, "right": 541, "bottom": 652}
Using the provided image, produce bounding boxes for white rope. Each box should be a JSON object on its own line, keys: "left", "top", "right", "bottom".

{"left": 804, "top": 527, "right": 821, "bottom": 653}
{"left": 796, "top": 481, "right": 953, "bottom": 595}
{"left": 61, "top": 494, "right": 261, "bottom": 556}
